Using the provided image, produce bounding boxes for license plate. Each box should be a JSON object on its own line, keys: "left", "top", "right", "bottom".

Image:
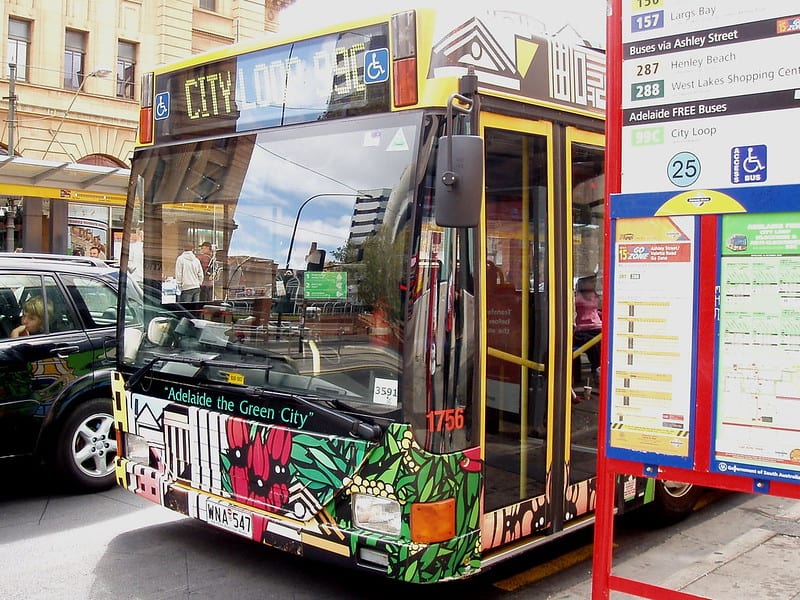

{"left": 205, "top": 499, "right": 253, "bottom": 538}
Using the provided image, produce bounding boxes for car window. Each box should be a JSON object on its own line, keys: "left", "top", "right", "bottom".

{"left": 0, "top": 275, "right": 23, "bottom": 338}
{"left": 62, "top": 274, "right": 125, "bottom": 328}
{"left": 42, "top": 277, "right": 79, "bottom": 333}
{"left": 0, "top": 274, "right": 78, "bottom": 337}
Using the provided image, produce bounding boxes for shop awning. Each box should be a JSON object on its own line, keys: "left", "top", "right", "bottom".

{"left": 0, "top": 156, "right": 130, "bottom": 205}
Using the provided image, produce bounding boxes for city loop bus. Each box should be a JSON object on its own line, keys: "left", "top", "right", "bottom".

{"left": 112, "top": 6, "right": 699, "bottom": 583}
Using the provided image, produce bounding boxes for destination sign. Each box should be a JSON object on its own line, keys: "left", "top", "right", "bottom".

{"left": 620, "top": 2, "right": 800, "bottom": 193}
{"left": 154, "top": 23, "right": 390, "bottom": 142}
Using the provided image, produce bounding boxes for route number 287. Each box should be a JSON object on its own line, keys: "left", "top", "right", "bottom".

{"left": 426, "top": 408, "right": 465, "bottom": 432}
{"left": 636, "top": 63, "right": 659, "bottom": 76}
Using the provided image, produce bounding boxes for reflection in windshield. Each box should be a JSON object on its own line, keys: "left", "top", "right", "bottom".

{"left": 123, "top": 112, "right": 421, "bottom": 418}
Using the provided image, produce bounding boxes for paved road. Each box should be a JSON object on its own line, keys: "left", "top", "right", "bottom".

{"left": 2, "top": 462, "right": 800, "bottom": 599}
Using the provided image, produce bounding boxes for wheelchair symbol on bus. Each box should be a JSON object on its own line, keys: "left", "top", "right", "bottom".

{"left": 364, "top": 49, "right": 389, "bottom": 84}
{"left": 154, "top": 92, "right": 170, "bottom": 120}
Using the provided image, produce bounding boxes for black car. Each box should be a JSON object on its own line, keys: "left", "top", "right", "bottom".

{"left": 0, "top": 253, "right": 137, "bottom": 491}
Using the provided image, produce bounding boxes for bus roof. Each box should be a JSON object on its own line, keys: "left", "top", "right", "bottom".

{"left": 154, "top": 6, "right": 603, "bottom": 73}
{"left": 281, "top": 1, "right": 606, "bottom": 47}
{"left": 144, "top": 6, "right": 604, "bottom": 146}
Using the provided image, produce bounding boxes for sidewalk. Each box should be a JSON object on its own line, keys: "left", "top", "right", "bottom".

{"left": 532, "top": 493, "right": 800, "bottom": 599}
{"left": 641, "top": 499, "right": 800, "bottom": 599}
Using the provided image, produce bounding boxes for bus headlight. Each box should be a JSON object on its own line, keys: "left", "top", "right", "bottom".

{"left": 352, "top": 493, "right": 401, "bottom": 536}
{"left": 124, "top": 432, "right": 150, "bottom": 463}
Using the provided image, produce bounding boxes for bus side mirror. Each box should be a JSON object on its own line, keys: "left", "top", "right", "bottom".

{"left": 434, "top": 134, "right": 484, "bottom": 228}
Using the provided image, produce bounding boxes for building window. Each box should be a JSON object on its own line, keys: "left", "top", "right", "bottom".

{"left": 64, "top": 30, "right": 86, "bottom": 89}
{"left": 7, "top": 18, "right": 30, "bottom": 81}
{"left": 199, "top": 0, "right": 216, "bottom": 11}
{"left": 117, "top": 41, "right": 136, "bottom": 100}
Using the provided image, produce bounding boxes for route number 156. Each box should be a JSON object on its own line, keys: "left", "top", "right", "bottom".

{"left": 633, "top": 0, "right": 662, "bottom": 8}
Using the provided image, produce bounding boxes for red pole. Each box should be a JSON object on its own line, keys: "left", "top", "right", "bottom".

{"left": 592, "top": 1, "right": 623, "bottom": 597}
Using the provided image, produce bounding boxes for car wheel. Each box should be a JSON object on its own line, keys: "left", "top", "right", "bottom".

{"left": 55, "top": 397, "right": 117, "bottom": 492}
{"left": 650, "top": 479, "right": 703, "bottom": 524}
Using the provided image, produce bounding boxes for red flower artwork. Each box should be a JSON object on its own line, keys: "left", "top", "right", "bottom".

{"left": 225, "top": 418, "right": 251, "bottom": 499}
{"left": 246, "top": 426, "right": 293, "bottom": 511}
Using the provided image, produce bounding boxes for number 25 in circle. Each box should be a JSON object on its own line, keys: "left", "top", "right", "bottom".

{"left": 668, "top": 151, "right": 701, "bottom": 188}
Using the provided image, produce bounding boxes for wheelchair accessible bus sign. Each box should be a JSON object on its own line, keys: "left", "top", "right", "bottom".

{"left": 364, "top": 49, "right": 389, "bottom": 84}
{"left": 731, "top": 144, "right": 767, "bottom": 184}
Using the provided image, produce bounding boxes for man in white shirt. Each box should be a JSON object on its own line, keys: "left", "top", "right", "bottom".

{"left": 175, "top": 242, "right": 203, "bottom": 303}
{"left": 128, "top": 228, "right": 144, "bottom": 285}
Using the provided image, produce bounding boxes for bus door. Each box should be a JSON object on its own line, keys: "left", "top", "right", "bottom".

{"left": 479, "top": 115, "right": 606, "bottom": 551}
{"left": 480, "top": 113, "right": 557, "bottom": 547}
{"left": 566, "top": 127, "right": 605, "bottom": 526}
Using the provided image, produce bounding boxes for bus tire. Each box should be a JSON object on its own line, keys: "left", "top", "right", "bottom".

{"left": 651, "top": 479, "right": 703, "bottom": 523}
{"left": 54, "top": 397, "right": 117, "bottom": 492}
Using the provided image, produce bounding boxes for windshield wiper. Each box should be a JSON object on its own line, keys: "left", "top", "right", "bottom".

{"left": 125, "top": 354, "right": 271, "bottom": 390}
{"left": 125, "top": 356, "right": 383, "bottom": 441}
{"left": 256, "top": 389, "right": 383, "bottom": 441}
{"left": 294, "top": 393, "right": 383, "bottom": 441}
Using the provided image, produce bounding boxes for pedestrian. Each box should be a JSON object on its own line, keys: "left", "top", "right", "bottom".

{"left": 574, "top": 274, "right": 602, "bottom": 386}
{"left": 128, "top": 228, "right": 144, "bottom": 285}
{"left": 92, "top": 236, "right": 107, "bottom": 259}
{"left": 175, "top": 241, "right": 203, "bottom": 303}
{"left": 197, "top": 241, "right": 214, "bottom": 302}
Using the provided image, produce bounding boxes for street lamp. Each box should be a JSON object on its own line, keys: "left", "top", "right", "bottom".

{"left": 282, "top": 191, "right": 372, "bottom": 353}
{"left": 4, "top": 63, "right": 17, "bottom": 157}
{"left": 42, "top": 67, "right": 112, "bottom": 159}
{"left": 0, "top": 200, "right": 19, "bottom": 252}
{"left": 284, "top": 192, "right": 371, "bottom": 270}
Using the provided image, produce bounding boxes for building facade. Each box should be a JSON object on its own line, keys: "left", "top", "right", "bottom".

{"left": 0, "top": 0, "right": 294, "bottom": 255}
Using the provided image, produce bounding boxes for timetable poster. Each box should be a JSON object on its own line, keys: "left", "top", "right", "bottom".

{"left": 608, "top": 215, "right": 696, "bottom": 463}
{"left": 713, "top": 212, "right": 800, "bottom": 482}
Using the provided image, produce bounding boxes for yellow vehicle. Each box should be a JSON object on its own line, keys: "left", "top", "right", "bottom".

{"left": 112, "top": 6, "right": 697, "bottom": 583}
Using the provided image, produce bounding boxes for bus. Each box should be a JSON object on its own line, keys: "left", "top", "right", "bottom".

{"left": 112, "top": 6, "right": 700, "bottom": 583}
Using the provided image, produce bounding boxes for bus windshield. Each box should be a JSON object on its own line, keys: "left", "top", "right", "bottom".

{"left": 122, "top": 111, "right": 422, "bottom": 420}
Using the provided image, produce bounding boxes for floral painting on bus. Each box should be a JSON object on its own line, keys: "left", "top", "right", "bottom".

{"left": 115, "top": 381, "right": 483, "bottom": 583}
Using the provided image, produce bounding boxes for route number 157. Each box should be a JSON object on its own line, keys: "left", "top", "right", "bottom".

{"left": 631, "top": 11, "right": 663, "bottom": 33}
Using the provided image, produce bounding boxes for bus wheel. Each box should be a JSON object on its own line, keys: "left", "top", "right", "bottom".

{"left": 651, "top": 479, "right": 703, "bottom": 523}
{"left": 55, "top": 398, "right": 117, "bottom": 492}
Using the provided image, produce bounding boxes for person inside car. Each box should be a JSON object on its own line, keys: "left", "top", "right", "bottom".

{"left": 11, "top": 296, "right": 47, "bottom": 337}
